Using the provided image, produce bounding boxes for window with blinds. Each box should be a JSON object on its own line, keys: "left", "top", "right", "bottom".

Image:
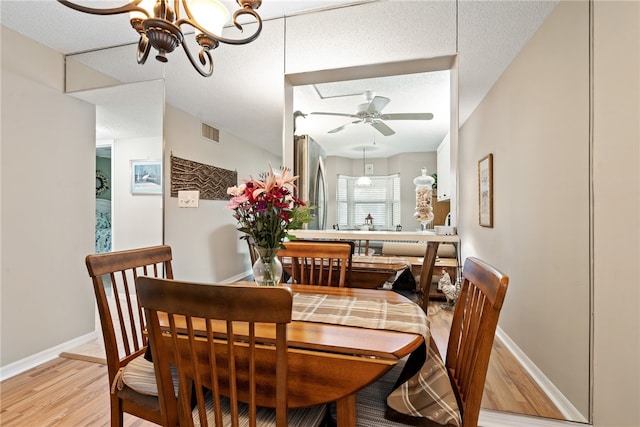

{"left": 336, "top": 174, "right": 401, "bottom": 229}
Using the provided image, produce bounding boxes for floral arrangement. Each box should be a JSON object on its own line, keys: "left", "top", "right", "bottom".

{"left": 226, "top": 165, "right": 311, "bottom": 249}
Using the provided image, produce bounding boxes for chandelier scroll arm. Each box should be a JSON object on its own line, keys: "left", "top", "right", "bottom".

{"left": 180, "top": 40, "right": 214, "bottom": 77}
{"left": 137, "top": 35, "right": 152, "bottom": 64}
{"left": 229, "top": 6, "right": 263, "bottom": 43}
{"left": 57, "top": 0, "right": 150, "bottom": 18}
{"left": 176, "top": 1, "right": 263, "bottom": 46}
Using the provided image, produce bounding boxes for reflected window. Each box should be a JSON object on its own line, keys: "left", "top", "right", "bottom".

{"left": 337, "top": 174, "right": 400, "bottom": 230}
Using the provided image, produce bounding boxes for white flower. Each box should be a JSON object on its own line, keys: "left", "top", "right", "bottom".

{"left": 226, "top": 183, "right": 246, "bottom": 197}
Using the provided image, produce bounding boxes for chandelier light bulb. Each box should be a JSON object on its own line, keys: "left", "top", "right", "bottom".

{"left": 189, "top": 0, "right": 230, "bottom": 37}
{"left": 129, "top": 0, "right": 156, "bottom": 20}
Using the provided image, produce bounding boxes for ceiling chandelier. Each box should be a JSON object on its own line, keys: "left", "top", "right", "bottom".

{"left": 355, "top": 146, "right": 373, "bottom": 188}
{"left": 57, "top": 0, "right": 263, "bottom": 77}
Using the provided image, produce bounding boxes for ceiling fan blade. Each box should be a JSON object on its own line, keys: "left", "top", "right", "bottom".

{"left": 371, "top": 120, "right": 395, "bottom": 136}
{"left": 367, "top": 96, "right": 390, "bottom": 114}
{"left": 308, "top": 112, "right": 360, "bottom": 119}
{"left": 328, "top": 120, "right": 361, "bottom": 134}
{"left": 380, "top": 113, "right": 434, "bottom": 120}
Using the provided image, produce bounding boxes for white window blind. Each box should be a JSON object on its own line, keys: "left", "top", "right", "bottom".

{"left": 336, "top": 174, "right": 401, "bottom": 229}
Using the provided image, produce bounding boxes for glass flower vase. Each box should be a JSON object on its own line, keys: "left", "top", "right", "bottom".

{"left": 252, "top": 247, "right": 283, "bottom": 286}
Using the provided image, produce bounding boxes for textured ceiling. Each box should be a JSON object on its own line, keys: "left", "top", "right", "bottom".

{"left": 0, "top": 0, "right": 558, "bottom": 159}
{"left": 293, "top": 71, "right": 451, "bottom": 157}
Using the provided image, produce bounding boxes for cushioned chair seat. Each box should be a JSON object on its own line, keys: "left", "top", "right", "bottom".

{"left": 121, "top": 356, "right": 327, "bottom": 426}
{"left": 118, "top": 354, "right": 178, "bottom": 397}
{"left": 195, "top": 394, "right": 327, "bottom": 427}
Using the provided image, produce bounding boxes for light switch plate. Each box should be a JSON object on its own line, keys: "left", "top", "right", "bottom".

{"left": 365, "top": 163, "right": 374, "bottom": 174}
{"left": 178, "top": 190, "right": 199, "bottom": 208}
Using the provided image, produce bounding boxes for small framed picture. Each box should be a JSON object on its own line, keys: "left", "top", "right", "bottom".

{"left": 131, "top": 160, "right": 162, "bottom": 195}
{"left": 478, "top": 154, "right": 493, "bottom": 227}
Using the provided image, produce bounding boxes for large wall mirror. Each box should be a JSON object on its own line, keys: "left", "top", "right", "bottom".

{"left": 66, "top": 79, "right": 165, "bottom": 253}
{"left": 285, "top": 59, "right": 455, "bottom": 234}
{"left": 63, "top": 0, "right": 590, "bottom": 423}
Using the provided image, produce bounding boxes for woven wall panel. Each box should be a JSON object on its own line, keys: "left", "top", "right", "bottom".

{"left": 170, "top": 155, "right": 236, "bottom": 200}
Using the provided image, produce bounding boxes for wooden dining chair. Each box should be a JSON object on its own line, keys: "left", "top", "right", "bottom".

{"left": 417, "top": 241, "right": 440, "bottom": 312}
{"left": 85, "top": 245, "right": 178, "bottom": 427}
{"left": 278, "top": 240, "right": 353, "bottom": 287}
{"left": 444, "top": 256, "right": 509, "bottom": 426}
{"left": 391, "top": 241, "right": 439, "bottom": 312}
{"left": 136, "top": 277, "right": 328, "bottom": 427}
{"left": 348, "top": 256, "right": 509, "bottom": 427}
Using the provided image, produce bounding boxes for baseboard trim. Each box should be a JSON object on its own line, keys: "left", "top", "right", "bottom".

{"left": 0, "top": 331, "right": 98, "bottom": 381}
{"left": 59, "top": 352, "right": 107, "bottom": 365}
{"left": 495, "top": 328, "right": 588, "bottom": 423}
{"left": 221, "top": 271, "right": 252, "bottom": 284}
{"left": 479, "top": 408, "right": 590, "bottom": 427}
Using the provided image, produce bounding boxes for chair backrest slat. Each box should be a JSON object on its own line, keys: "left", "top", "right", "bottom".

{"left": 85, "top": 245, "right": 173, "bottom": 383}
{"left": 278, "top": 240, "right": 353, "bottom": 287}
{"left": 137, "top": 277, "right": 294, "bottom": 427}
{"left": 445, "top": 257, "right": 508, "bottom": 427}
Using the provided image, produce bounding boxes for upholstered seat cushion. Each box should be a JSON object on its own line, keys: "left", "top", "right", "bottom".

{"left": 117, "top": 354, "right": 178, "bottom": 397}
{"left": 194, "top": 393, "right": 327, "bottom": 427}
{"left": 120, "top": 355, "right": 326, "bottom": 426}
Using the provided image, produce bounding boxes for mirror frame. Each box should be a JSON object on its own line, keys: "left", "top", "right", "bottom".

{"left": 283, "top": 55, "right": 459, "bottom": 227}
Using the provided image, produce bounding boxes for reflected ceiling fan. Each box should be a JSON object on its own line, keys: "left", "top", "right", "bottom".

{"left": 307, "top": 91, "right": 433, "bottom": 136}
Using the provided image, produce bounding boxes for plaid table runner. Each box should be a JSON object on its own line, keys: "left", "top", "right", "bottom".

{"left": 292, "top": 293, "right": 428, "bottom": 339}
{"left": 292, "top": 293, "right": 461, "bottom": 427}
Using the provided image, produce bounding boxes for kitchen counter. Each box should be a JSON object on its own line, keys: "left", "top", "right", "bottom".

{"left": 290, "top": 229, "right": 460, "bottom": 243}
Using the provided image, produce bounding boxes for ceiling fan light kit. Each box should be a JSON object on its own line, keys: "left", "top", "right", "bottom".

{"left": 308, "top": 91, "right": 434, "bottom": 136}
{"left": 57, "top": 0, "right": 264, "bottom": 77}
{"left": 355, "top": 175, "right": 373, "bottom": 187}
{"left": 355, "top": 146, "right": 373, "bottom": 188}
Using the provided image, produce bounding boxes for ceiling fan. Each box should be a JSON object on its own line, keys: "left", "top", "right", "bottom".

{"left": 307, "top": 91, "right": 434, "bottom": 136}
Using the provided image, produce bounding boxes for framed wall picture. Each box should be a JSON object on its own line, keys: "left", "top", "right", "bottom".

{"left": 478, "top": 153, "right": 493, "bottom": 227}
{"left": 131, "top": 160, "right": 162, "bottom": 194}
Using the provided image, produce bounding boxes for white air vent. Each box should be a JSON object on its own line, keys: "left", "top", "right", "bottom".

{"left": 201, "top": 122, "right": 219, "bottom": 142}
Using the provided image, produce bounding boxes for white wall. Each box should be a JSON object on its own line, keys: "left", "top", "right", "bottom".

{"left": 163, "top": 104, "right": 281, "bottom": 283}
{"left": 112, "top": 136, "right": 163, "bottom": 251}
{"left": 592, "top": 1, "right": 639, "bottom": 425}
{"left": 459, "top": 1, "right": 590, "bottom": 417}
{"left": 0, "top": 27, "right": 96, "bottom": 366}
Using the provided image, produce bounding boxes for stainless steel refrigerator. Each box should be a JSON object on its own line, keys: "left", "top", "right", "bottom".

{"left": 294, "top": 135, "right": 327, "bottom": 230}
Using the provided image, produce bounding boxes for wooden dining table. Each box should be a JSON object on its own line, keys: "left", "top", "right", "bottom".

{"left": 348, "top": 255, "right": 411, "bottom": 288}
{"left": 281, "top": 256, "right": 410, "bottom": 289}
{"left": 158, "top": 282, "right": 427, "bottom": 427}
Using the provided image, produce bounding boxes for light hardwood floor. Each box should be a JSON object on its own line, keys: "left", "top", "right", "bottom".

{"left": 0, "top": 302, "right": 564, "bottom": 426}
{"left": 427, "top": 302, "right": 564, "bottom": 419}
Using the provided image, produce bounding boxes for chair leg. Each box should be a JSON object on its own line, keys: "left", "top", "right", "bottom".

{"left": 110, "top": 395, "right": 124, "bottom": 427}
